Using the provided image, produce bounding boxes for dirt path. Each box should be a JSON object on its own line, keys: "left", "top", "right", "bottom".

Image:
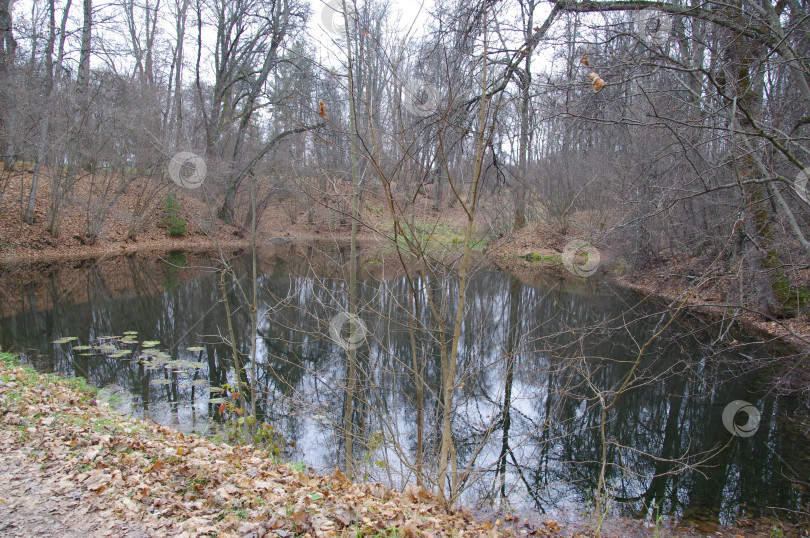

{"left": 0, "top": 442, "right": 153, "bottom": 537}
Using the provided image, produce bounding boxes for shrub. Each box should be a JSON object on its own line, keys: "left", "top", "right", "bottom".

{"left": 163, "top": 193, "right": 188, "bottom": 237}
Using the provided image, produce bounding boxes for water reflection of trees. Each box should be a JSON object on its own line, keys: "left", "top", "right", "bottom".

{"left": 0, "top": 254, "right": 807, "bottom": 528}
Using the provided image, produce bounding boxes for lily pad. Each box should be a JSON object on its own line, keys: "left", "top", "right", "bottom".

{"left": 186, "top": 346, "right": 204, "bottom": 352}
{"left": 149, "top": 379, "right": 172, "bottom": 386}
{"left": 192, "top": 379, "right": 209, "bottom": 387}
{"left": 141, "top": 340, "right": 160, "bottom": 348}
{"left": 208, "top": 398, "right": 226, "bottom": 404}
{"left": 72, "top": 345, "right": 93, "bottom": 351}
{"left": 52, "top": 337, "right": 78, "bottom": 344}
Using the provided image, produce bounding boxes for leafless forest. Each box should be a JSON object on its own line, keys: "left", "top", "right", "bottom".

{"left": 0, "top": 0, "right": 810, "bottom": 304}
{"left": 2, "top": 0, "right": 810, "bottom": 313}
{"left": 1, "top": 0, "right": 809, "bottom": 531}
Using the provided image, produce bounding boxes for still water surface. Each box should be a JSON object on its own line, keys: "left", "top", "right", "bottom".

{"left": 0, "top": 248, "right": 807, "bottom": 529}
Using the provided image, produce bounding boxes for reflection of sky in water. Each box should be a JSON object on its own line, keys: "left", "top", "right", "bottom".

{"left": 1, "top": 253, "right": 807, "bottom": 529}
{"left": 106, "top": 384, "right": 215, "bottom": 435}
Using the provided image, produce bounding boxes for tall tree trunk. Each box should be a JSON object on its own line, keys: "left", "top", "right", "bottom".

{"left": 0, "top": 0, "right": 18, "bottom": 169}
{"left": 342, "top": 0, "right": 360, "bottom": 480}
{"left": 727, "top": 0, "right": 781, "bottom": 315}
{"left": 172, "top": 0, "right": 189, "bottom": 147}
{"left": 25, "top": 0, "right": 57, "bottom": 225}
{"left": 78, "top": 0, "right": 91, "bottom": 90}
{"left": 513, "top": 2, "right": 535, "bottom": 231}
{"left": 0, "top": 0, "right": 15, "bottom": 71}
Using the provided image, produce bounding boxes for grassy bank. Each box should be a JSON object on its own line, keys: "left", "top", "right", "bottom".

{"left": 0, "top": 352, "right": 514, "bottom": 537}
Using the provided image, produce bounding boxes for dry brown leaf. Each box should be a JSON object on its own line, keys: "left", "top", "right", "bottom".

{"left": 84, "top": 472, "right": 111, "bottom": 491}
{"left": 401, "top": 520, "right": 420, "bottom": 537}
{"left": 587, "top": 71, "right": 606, "bottom": 91}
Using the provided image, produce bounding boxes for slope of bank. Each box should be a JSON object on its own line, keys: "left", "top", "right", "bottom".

{"left": 0, "top": 165, "right": 476, "bottom": 267}
{"left": 489, "top": 223, "right": 810, "bottom": 355}
{"left": 0, "top": 352, "right": 554, "bottom": 537}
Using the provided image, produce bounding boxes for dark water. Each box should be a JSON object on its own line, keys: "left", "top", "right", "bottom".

{"left": 0, "top": 248, "right": 807, "bottom": 529}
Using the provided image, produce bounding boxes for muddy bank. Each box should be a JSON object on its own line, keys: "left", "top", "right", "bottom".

{"left": 488, "top": 228, "right": 810, "bottom": 355}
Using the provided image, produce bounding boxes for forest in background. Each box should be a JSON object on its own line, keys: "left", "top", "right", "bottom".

{"left": 0, "top": 0, "right": 808, "bottom": 320}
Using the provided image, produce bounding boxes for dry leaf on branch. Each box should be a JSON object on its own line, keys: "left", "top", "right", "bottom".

{"left": 588, "top": 71, "right": 606, "bottom": 92}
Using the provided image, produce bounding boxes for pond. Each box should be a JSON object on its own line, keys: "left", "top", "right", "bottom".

{"left": 0, "top": 245, "right": 807, "bottom": 531}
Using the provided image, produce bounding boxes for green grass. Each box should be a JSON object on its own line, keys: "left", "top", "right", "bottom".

{"left": 395, "top": 219, "right": 488, "bottom": 252}
{"left": 0, "top": 351, "right": 20, "bottom": 367}
{"left": 519, "top": 252, "right": 562, "bottom": 264}
{"left": 364, "top": 201, "right": 384, "bottom": 214}
{"left": 233, "top": 507, "right": 248, "bottom": 520}
{"left": 61, "top": 375, "right": 94, "bottom": 392}
{"left": 352, "top": 526, "right": 403, "bottom": 537}
{"left": 2, "top": 352, "right": 93, "bottom": 394}
{"left": 1, "top": 355, "right": 41, "bottom": 386}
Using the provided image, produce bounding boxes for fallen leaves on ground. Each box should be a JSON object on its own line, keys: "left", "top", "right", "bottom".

{"left": 0, "top": 358, "right": 567, "bottom": 537}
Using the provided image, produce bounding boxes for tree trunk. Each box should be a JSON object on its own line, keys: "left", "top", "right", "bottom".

{"left": 24, "top": 0, "right": 57, "bottom": 225}
{"left": 513, "top": 2, "right": 535, "bottom": 231}
{"left": 342, "top": 0, "right": 360, "bottom": 480}
{"left": 726, "top": 0, "right": 781, "bottom": 315}
{"left": 0, "top": 0, "right": 18, "bottom": 169}
{"left": 172, "top": 0, "right": 189, "bottom": 147}
{"left": 77, "top": 0, "right": 91, "bottom": 90}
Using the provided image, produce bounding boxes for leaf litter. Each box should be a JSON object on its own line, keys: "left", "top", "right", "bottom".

{"left": 0, "top": 357, "right": 600, "bottom": 537}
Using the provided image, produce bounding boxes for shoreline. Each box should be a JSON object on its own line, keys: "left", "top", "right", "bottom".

{"left": 3, "top": 231, "right": 809, "bottom": 353}
{"left": 0, "top": 353, "right": 789, "bottom": 537}
{"left": 0, "top": 353, "right": 515, "bottom": 537}
{"left": 487, "top": 237, "right": 810, "bottom": 353}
